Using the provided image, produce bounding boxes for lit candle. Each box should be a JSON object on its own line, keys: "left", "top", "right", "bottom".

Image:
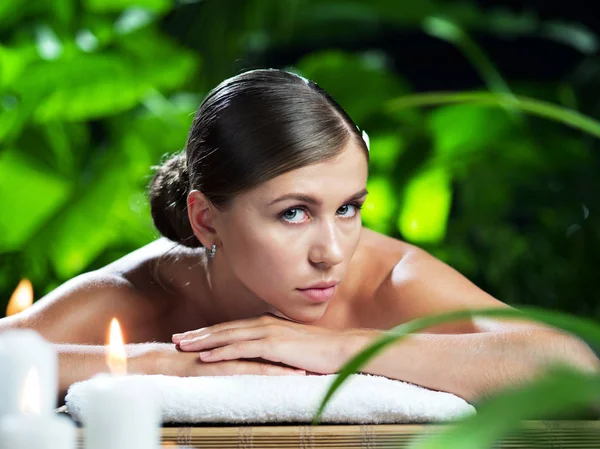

{"left": 5, "top": 279, "right": 34, "bottom": 317}
{"left": 0, "top": 329, "right": 58, "bottom": 418}
{"left": 0, "top": 367, "right": 76, "bottom": 449}
{"left": 81, "top": 318, "right": 160, "bottom": 449}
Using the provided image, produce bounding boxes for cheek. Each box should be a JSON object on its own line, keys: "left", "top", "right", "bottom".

{"left": 227, "top": 224, "right": 301, "bottom": 286}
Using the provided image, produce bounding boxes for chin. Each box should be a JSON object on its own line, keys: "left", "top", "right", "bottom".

{"left": 269, "top": 306, "right": 325, "bottom": 324}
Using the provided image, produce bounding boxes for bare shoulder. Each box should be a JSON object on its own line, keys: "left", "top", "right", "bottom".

{"left": 354, "top": 227, "right": 548, "bottom": 333}
{"left": 350, "top": 227, "right": 417, "bottom": 288}
{"left": 2, "top": 266, "right": 172, "bottom": 345}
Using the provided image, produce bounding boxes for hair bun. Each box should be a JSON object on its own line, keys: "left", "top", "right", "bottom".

{"left": 148, "top": 152, "right": 202, "bottom": 248}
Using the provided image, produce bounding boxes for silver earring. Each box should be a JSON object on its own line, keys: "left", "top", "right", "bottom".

{"left": 208, "top": 244, "right": 217, "bottom": 259}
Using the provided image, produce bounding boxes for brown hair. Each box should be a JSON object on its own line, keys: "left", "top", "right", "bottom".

{"left": 148, "top": 68, "right": 369, "bottom": 248}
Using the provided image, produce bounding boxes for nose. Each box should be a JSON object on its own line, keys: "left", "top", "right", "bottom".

{"left": 308, "top": 221, "right": 344, "bottom": 269}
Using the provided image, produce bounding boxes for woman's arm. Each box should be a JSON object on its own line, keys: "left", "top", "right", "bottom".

{"left": 345, "top": 327, "right": 599, "bottom": 403}
{"left": 0, "top": 271, "right": 171, "bottom": 403}
{"left": 54, "top": 342, "right": 168, "bottom": 404}
{"left": 350, "top": 245, "right": 600, "bottom": 402}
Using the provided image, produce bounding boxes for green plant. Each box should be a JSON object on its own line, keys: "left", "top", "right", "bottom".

{"left": 312, "top": 306, "right": 600, "bottom": 448}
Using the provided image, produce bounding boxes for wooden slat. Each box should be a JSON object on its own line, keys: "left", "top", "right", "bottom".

{"left": 71, "top": 421, "right": 600, "bottom": 449}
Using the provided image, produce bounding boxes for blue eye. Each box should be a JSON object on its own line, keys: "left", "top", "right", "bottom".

{"left": 279, "top": 202, "right": 363, "bottom": 224}
{"left": 281, "top": 208, "right": 307, "bottom": 223}
{"left": 338, "top": 203, "right": 363, "bottom": 218}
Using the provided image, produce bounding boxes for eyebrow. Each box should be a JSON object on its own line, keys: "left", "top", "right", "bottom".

{"left": 268, "top": 188, "right": 369, "bottom": 207}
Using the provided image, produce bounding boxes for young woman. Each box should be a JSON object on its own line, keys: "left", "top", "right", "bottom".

{"left": 1, "top": 69, "right": 597, "bottom": 404}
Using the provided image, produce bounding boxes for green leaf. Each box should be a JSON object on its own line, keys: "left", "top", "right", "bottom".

{"left": 397, "top": 166, "right": 452, "bottom": 243}
{"left": 83, "top": 0, "right": 172, "bottom": 14}
{"left": 367, "top": 132, "right": 405, "bottom": 172}
{"left": 409, "top": 367, "right": 600, "bottom": 449}
{"left": 0, "top": 148, "right": 71, "bottom": 253}
{"left": 386, "top": 91, "right": 600, "bottom": 139}
{"left": 429, "top": 104, "right": 512, "bottom": 161}
{"left": 312, "top": 306, "right": 600, "bottom": 425}
{"left": 10, "top": 47, "right": 196, "bottom": 122}
{"left": 361, "top": 176, "right": 397, "bottom": 234}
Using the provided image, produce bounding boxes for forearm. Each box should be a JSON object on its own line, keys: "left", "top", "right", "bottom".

{"left": 347, "top": 329, "right": 600, "bottom": 403}
{"left": 56, "top": 342, "right": 164, "bottom": 404}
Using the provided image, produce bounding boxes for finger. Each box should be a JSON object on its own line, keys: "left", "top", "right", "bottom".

{"left": 178, "top": 326, "right": 272, "bottom": 352}
{"left": 173, "top": 315, "right": 274, "bottom": 343}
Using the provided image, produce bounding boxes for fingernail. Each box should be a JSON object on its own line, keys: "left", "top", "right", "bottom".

{"left": 180, "top": 339, "right": 192, "bottom": 346}
{"left": 199, "top": 351, "right": 211, "bottom": 358}
{"left": 172, "top": 333, "right": 184, "bottom": 340}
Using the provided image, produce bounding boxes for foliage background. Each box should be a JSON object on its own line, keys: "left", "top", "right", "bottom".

{"left": 1, "top": 1, "right": 599, "bottom": 337}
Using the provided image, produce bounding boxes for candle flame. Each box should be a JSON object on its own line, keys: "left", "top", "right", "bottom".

{"left": 20, "top": 367, "right": 41, "bottom": 415}
{"left": 107, "top": 318, "right": 127, "bottom": 376}
{"left": 6, "top": 279, "right": 33, "bottom": 316}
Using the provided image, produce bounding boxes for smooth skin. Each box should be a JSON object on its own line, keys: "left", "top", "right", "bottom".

{"left": 0, "top": 140, "right": 598, "bottom": 404}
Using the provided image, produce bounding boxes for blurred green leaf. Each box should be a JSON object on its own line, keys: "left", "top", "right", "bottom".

{"left": 313, "top": 306, "right": 600, "bottom": 426}
{"left": 0, "top": 148, "right": 71, "bottom": 253}
{"left": 428, "top": 104, "right": 512, "bottom": 168}
{"left": 409, "top": 367, "right": 600, "bottom": 449}
{"left": 43, "top": 157, "right": 153, "bottom": 279}
{"left": 9, "top": 46, "right": 196, "bottom": 122}
{"left": 362, "top": 176, "right": 397, "bottom": 234}
{"left": 83, "top": 0, "right": 172, "bottom": 14}
{"left": 397, "top": 167, "right": 452, "bottom": 243}
{"left": 0, "top": 44, "right": 33, "bottom": 89}
{"left": 367, "top": 132, "right": 405, "bottom": 172}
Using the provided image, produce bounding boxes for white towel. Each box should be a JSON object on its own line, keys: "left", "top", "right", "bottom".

{"left": 66, "top": 373, "right": 475, "bottom": 424}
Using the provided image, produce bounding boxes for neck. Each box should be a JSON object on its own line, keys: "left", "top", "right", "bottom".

{"left": 201, "top": 247, "right": 272, "bottom": 323}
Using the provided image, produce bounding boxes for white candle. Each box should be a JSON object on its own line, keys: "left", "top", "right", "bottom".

{"left": 0, "top": 329, "right": 57, "bottom": 417}
{"left": 0, "top": 367, "right": 76, "bottom": 449}
{"left": 0, "top": 412, "right": 76, "bottom": 449}
{"left": 81, "top": 374, "right": 160, "bottom": 449}
{"left": 80, "top": 318, "right": 160, "bottom": 449}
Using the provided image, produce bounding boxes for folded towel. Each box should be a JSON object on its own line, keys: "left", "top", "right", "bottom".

{"left": 66, "top": 373, "right": 475, "bottom": 424}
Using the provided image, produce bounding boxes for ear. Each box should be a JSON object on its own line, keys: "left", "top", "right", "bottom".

{"left": 187, "top": 190, "right": 220, "bottom": 247}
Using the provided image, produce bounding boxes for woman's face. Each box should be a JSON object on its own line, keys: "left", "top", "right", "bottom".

{"left": 214, "top": 141, "right": 369, "bottom": 322}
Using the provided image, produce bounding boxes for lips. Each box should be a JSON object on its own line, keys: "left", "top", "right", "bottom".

{"left": 297, "top": 285, "right": 337, "bottom": 302}
{"left": 298, "top": 280, "right": 339, "bottom": 290}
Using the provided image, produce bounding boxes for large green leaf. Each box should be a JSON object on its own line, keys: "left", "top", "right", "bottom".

{"left": 428, "top": 104, "right": 512, "bottom": 165}
{"left": 409, "top": 367, "right": 600, "bottom": 449}
{"left": 0, "top": 148, "right": 72, "bottom": 253}
{"left": 397, "top": 166, "right": 452, "bottom": 243}
{"left": 9, "top": 45, "right": 196, "bottom": 122}
{"left": 313, "top": 306, "right": 600, "bottom": 425}
{"left": 361, "top": 176, "right": 397, "bottom": 234}
{"left": 41, "top": 156, "right": 156, "bottom": 279}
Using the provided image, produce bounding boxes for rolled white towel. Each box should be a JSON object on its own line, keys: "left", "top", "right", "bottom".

{"left": 66, "top": 373, "right": 476, "bottom": 424}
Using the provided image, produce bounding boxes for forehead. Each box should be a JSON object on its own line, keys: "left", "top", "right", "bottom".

{"left": 258, "top": 142, "right": 368, "bottom": 197}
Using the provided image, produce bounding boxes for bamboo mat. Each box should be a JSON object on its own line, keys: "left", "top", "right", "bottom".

{"left": 73, "top": 421, "right": 600, "bottom": 448}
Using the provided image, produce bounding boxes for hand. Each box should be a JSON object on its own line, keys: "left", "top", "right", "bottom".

{"left": 142, "top": 343, "right": 307, "bottom": 377}
{"left": 172, "top": 314, "right": 355, "bottom": 375}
